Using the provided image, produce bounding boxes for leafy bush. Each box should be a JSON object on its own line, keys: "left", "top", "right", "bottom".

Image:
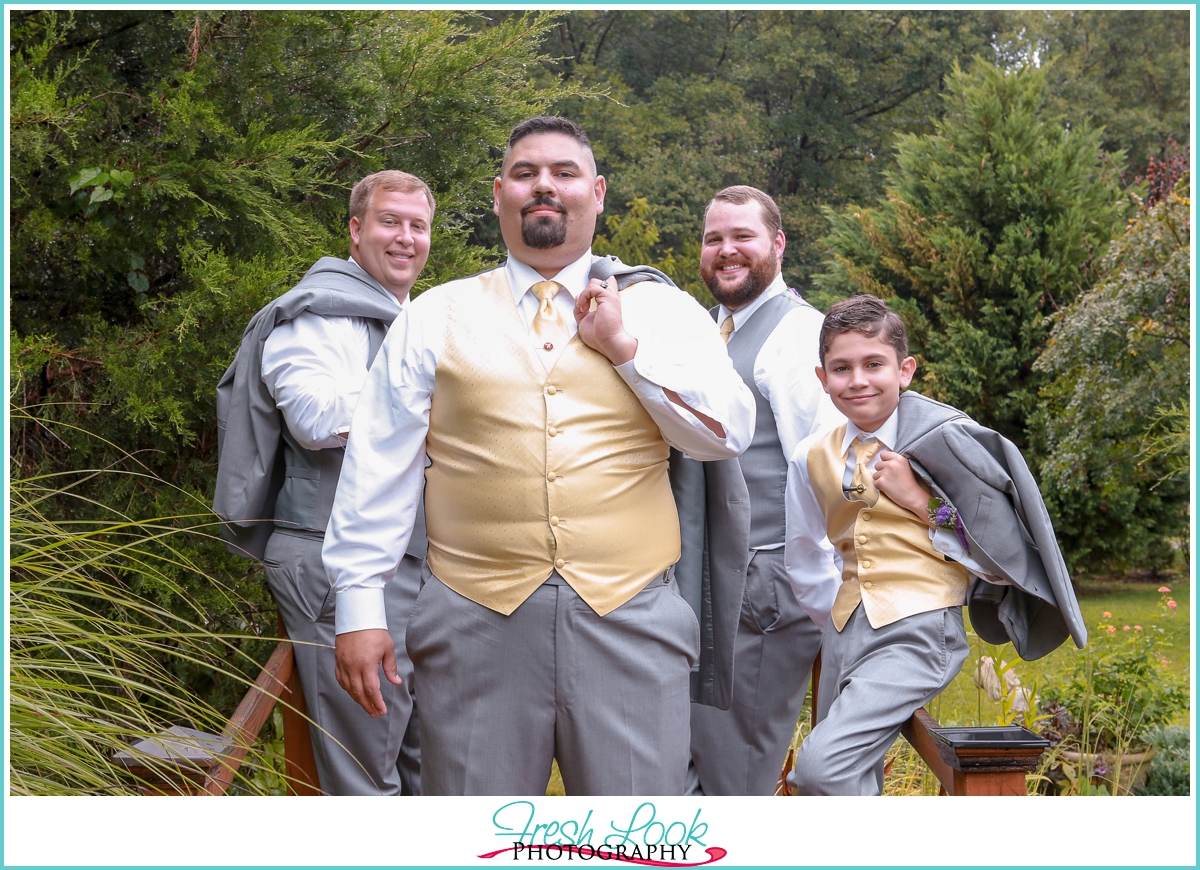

{"left": 1134, "top": 725, "right": 1191, "bottom": 796}
{"left": 1040, "top": 590, "right": 1188, "bottom": 754}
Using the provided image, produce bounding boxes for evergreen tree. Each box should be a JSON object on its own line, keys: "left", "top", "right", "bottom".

{"left": 9, "top": 9, "right": 570, "bottom": 707}
{"left": 813, "top": 61, "right": 1133, "bottom": 447}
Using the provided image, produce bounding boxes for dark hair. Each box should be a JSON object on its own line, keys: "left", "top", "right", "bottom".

{"left": 508, "top": 115, "right": 591, "bottom": 151}
{"left": 349, "top": 170, "right": 436, "bottom": 222}
{"left": 819, "top": 295, "right": 909, "bottom": 367}
{"left": 704, "top": 185, "right": 782, "bottom": 238}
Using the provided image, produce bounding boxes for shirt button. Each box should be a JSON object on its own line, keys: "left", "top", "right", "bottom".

{"left": 548, "top": 427, "right": 558, "bottom": 437}
{"left": 555, "top": 558, "right": 565, "bottom": 569}
{"left": 862, "top": 512, "right": 872, "bottom": 521}
{"left": 858, "top": 535, "right": 868, "bottom": 544}
{"left": 547, "top": 472, "right": 557, "bottom": 481}
{"left": 546, "top": 385, "right": 557, "bottom": 395}
{"left": 550, "top": 516, "right": 560, "bottom": 526}
{"left": 862, "top": 560, "right": 872, "bottom": 569}
{"left": 862, "top": 581, "right": 874, "bottom": 590}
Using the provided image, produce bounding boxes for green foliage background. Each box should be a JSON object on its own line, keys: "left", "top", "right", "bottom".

{"left": 8, "top": 9, "right": 1191, "bottom": 725}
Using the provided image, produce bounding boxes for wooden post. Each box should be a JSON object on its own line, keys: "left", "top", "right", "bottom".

{"left": 277, "top": 615, "right": 321, "bottom": 795}
{"left": 902, "top": 709, "right": 1047, "bottom": 796}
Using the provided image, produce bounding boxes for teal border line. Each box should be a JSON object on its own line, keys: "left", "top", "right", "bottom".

{"left": 2, "top": 4, "right": 1195, "bottom": 870}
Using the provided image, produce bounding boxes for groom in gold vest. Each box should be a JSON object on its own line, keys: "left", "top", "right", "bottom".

{"left": 322, "top": 116, "right": 755, "bottom": 795}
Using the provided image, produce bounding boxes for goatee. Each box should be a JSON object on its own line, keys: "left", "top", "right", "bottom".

{"left": 521, "top": 197, "right": 568, "bottom": 249}
{"left": 702, "top": 250, "right": 778, "bottom": 310}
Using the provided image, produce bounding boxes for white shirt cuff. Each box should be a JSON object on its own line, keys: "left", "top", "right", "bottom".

{"left": 334, "top": 586, "right": 389, "bottom": 634}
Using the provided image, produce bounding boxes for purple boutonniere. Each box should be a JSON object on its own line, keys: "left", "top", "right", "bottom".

{"left": 927, "top": 497, "right": 970, "bottom": 553}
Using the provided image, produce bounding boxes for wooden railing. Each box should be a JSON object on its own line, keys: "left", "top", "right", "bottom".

{"left": 114, "top": 621, "right": 320, "bottom": 795}
{"left": 120, "top": 642, "right": 1044, "bottom": 797}
{"left": 777, "top": 654, "right": 1048, "bottom": 796}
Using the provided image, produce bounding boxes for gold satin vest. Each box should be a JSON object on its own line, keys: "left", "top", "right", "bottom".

{"left": 808, "top": 425, "right": 969, "bottom": 631}
{"left": 423, "top": 268, "right": 681, "bottom": 617}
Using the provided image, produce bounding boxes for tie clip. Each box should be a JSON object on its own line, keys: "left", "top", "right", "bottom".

{"left": 843, "top": 485, "right": 867, "bottom": 494}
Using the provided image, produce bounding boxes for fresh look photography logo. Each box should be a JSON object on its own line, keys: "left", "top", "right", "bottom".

{"left": 479, "top": 801, "right": 728, "bottom": 865}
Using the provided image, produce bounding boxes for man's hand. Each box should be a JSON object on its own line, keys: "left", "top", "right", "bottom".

{"left": 334, "top": 628, "right": 402, "bottom": 718}
{"left": 873, "top": 450, "right": 932, "bottom": 523}
{"left": 574, "top": 277, "right": 638, "bottom": 365}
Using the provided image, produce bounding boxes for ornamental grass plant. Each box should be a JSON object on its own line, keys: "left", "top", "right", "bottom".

{"left": 9, "top": 415, "right": 280, "bottom": 795}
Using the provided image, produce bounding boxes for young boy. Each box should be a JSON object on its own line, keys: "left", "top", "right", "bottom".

{"left": 782, "top": 295, "right": 1087, "bottom": 796}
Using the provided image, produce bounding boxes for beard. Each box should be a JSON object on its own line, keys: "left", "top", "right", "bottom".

{"left": 701, "top": 249, "right": 778, "bottom": 310}
{"left": 521, "top": 197, "right": 568, "bottom": 249}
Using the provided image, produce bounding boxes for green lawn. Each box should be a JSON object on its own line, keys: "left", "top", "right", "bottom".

{"left": 932, "top": 577, "right": 1190, "bottom": 729}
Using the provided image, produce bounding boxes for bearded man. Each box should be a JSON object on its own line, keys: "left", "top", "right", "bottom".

{"left": 322, "top": 117, "right": 755, "bottom": 795}
{"left": 685, "top": 185, "right": 842, "bottom": 795}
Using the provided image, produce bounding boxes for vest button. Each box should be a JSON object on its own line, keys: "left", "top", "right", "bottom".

{"left": 548, "top": 426, "right": 558, "bottom": 437}
{"left": 546, "top": 385, "right": 557, "bottom": 395}
{"left": 547, "top": 471, "right": 557, "bottom": 481}
{"left": 550, "top": 516, "right": 560, "bottom": 526}
{"left": 555, "top": 558, "right": 565, "bottom": 569}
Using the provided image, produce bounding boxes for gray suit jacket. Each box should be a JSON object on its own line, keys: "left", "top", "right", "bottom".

{"left": 894, "top": 391, "right": 1088, "bottom": 660}
{"left": 589, "top": 254, "right": 748, "bottom": 710}
{"left": 669, "top": 451, "right": 750, "bottom": 711}
{"left": 213, "top": 257, "right": 402, "bottom": 560}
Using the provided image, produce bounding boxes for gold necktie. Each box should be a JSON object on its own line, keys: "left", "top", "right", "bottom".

{"left": 530, "top": 281, "right": 569, "bottom": 371}
{"left": 849, "top": 438, "right": 883, "bottom": 506}
{"left": 720, "top": 315, "right": 735, "bottom": 344}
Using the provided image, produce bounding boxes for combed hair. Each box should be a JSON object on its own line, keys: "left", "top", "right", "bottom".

{"left": 508, "top": 115, "right": 591, "bottom": 151}
{"left": 349, "top": 170, "right": 436, "bottom": 223}
{"left": 704, "top": 185, "right": 782, "bottom": 238}
{"left": 819, "top": 295, "right": 909, "bottom": 367}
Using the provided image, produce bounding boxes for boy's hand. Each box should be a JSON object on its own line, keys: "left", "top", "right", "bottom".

{"left": 873, "top": 450, "right": 932, "bottom": 523}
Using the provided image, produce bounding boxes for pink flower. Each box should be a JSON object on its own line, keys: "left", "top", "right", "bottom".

{"left": 1123, "top": 625, "right": 1131, "bottom": 631}
{"left": 1102, "top": 611, "right": 1112, "bottom": 619}
{"left": 1134, "top": 625, "right": 1143, "bottom": 631}
{"left": 1158, "top": 586, "right": 1171, "bottom": 594}
{"left": 1161, "top": 658, "right": 1171, "bottom": 667}
{"left": 1167, "top": 600, "right": 1178, "bottom": 610}
{"left": 1106, "top": 625, "right": 1117, "bottom": 635}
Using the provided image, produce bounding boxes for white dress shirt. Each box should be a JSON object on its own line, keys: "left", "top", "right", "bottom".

{"left": 260, "top": 257, "right": 401, "bottom": 450}
{"left": 718, "top": 274, "right": 844, "bottom": 549}
{"left": 324, "top": 249, "right": 757, "bottom": 634}
{"left": 784, "top": 407, "right": 999, "bottom": 630}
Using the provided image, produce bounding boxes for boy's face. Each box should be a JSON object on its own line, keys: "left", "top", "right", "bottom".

{"left": 816, "top": 329, "right": 916, "bottom": 433}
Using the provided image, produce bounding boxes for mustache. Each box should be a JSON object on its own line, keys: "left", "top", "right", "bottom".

{"left": 521, "top": 196, "right": 565, "bottom": 216}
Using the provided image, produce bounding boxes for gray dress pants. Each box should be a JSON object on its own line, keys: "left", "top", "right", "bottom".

{"left": 789, "top": 603, "right": 968, "bottom": 796}
{"left": 406, "top": 569, "right": 698, "bottom": 796}
{"left": 688, "top": 548, "right": 823, "bottom": 794}
{"left": 263, "top": 529, "right": 421, "bottom": 795}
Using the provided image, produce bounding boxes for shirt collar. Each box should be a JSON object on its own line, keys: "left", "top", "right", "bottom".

{"left": 506, "top": 250, "right": 594, "bottom": 306}
{"left": 717, "top": 273, "right": 786, "bottom": 331}
{"left": 840, "top": 406, "right": 900, "bottom": 458}
{"left": 347, "top": 255, "right": 404, "bottom": 307}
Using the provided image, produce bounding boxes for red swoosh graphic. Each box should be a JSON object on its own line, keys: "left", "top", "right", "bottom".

{"left": 478, "top": 845, "right": 727, "bottom": 867}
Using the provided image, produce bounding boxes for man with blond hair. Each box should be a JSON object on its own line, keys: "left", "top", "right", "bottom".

{"left": 214, "top": 169, "right": 434, "bottom": 794}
